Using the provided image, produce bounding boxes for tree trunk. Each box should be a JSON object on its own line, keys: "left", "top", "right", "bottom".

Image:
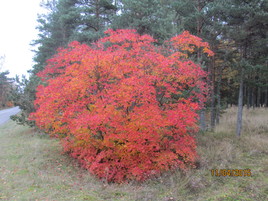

{"left": 114, "top": 0, "right": 117, "bottom": 15}
{"left": 216, "top": 65, "right": 223, "bottom": 125}
{"left": 264, "top": 87, "right": 268, "bottom": 107}
{"left": 257, "top": 87, "right": 261, "bottom": 107}
{"left": 95, "top": 0, "right": 100, "bottom": 31}
{"left": 251, "top": 89, "right": 255, "bottom": 109}
{"left": 210, "top": 56, "right": 216, "bottom": 130}
{"left": 196, "top": 0, "right": 206, "bottom": 131}
{"left": 236, "top": 69, "right": 244, "bottom": 137}
{"left": 200, "top": 110, "right": 206, "bottom": 131}
{"left": 244, "top": 84, "right": 247, "bottom": 107}
{"left": 247, "top": 86, "right": 251, "bottom": 109}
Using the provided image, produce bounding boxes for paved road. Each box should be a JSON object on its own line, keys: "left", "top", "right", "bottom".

{"left": 0, "top": 107, "right": 20, "bottom": 126}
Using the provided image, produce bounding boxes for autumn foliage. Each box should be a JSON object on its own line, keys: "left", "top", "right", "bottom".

{"left": 30, "top": 29, "right": 213, "bottom": 183}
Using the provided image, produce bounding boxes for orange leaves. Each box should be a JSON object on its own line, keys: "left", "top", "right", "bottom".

{"left": 30, "top": 29, "right": 212, "bottom": 183}
{"left": 169, "top": 31, "right": 214, "bottom": 57}
{"left": 101, "top": 29, "right": 155, "bottom": 48}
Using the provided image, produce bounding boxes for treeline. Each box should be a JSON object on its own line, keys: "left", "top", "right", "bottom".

{"left": 0, "top": 71, "right": 14, "bottom": 108}
{"left": 0, "top": 56, "right": 14, "bottom": 109}
{"left": 12, "top": 0, "right": 268, "bottom": 135}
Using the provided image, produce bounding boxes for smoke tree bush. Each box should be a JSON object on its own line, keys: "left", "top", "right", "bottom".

{"left": 30, "top": 29, "right": 213, "bottom": 183}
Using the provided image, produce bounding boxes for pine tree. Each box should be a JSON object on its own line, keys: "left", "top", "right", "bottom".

{"left": 112, "top": 0, "right": 178, "bottom": 43}
{"left": 0, "top": 71, "right": 14, "bottom": 108}
{"left": 73, "top": 0, "right": 117, "bottom": 43}
{"left": 214, "top": 0, "right": 268, "bottom": 136}
{"left": 12, "top": 0, "right": 118, "bottom": 126}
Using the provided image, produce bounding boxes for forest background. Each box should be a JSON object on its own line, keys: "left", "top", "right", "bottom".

{"left": 0, "top": 0, "right": 267, "bottom": 141}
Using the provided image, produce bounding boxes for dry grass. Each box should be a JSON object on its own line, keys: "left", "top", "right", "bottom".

{"left": 215, "top": 106, "right": 268, "bottom": 135}
{"left": 0, "top": 107, "right": 267, "bottom": 200}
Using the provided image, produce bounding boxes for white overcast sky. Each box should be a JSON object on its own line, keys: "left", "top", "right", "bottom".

{"left": 0, "top": 0, "right": 44, "bottom": 78}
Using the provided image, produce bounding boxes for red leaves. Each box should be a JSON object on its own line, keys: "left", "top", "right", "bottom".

{"left": 30, "top": 29, "right": 212, "bottom": 183}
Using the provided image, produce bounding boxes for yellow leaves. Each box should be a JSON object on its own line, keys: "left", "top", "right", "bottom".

{"left": 203, "top": 47, "right": 215, "bottom": 57}
{"left": 86, "top": 104, "right": 96, "bottom": 112}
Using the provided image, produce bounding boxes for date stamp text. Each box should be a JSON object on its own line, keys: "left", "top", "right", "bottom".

{"left": 211, "top": 169, "right": 251, "bottom": 177}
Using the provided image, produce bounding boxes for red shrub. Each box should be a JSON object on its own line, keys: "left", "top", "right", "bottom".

{"left": 30, "top": 29, "right": 213, "bottom": 183}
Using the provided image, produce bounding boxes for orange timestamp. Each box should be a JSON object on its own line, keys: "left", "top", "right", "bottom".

{"left": 211, "top": 169, "right": 251, "bottom": 177}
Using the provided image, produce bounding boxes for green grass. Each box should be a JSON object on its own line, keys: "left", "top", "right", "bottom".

{"left": 0, "top": 107, "right": 267, "bottom": 200}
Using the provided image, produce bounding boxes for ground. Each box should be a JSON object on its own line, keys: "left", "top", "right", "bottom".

{"left": 0, "top": 107, "right": 267, "bottom": 200}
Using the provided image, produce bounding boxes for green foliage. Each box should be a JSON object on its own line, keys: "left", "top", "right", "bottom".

{"left": 214, "top": 0, "right": 268, "bottom": 107}
{"left": 112, "top": 0, "right": 178, "bottom": 43}
{"left": 12, "top": 0, "right": 267, "bottom": 139}
{"left": 14, "top": 0, "right": 118, "bottom": 127}
{"left": 10, "top": 75, "right": 37, "bottom": 127}
{"left": 0, "top": 71, "right": 14, "bottom": 108}
{"left": 32, "top": 0, "right": 80, "bottom": 75}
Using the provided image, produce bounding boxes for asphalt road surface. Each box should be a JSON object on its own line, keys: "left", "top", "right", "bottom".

{"left": 0, "top": 107, "right": 20, "bottom": 126}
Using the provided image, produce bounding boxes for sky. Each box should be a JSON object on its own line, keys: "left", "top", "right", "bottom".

{"left": 0, "top": 0, "right": 45, "bottom": 78}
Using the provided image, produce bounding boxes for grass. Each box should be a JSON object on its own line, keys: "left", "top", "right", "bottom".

{"left": 0, "top": 107, "right": 267, "bottom": 200}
